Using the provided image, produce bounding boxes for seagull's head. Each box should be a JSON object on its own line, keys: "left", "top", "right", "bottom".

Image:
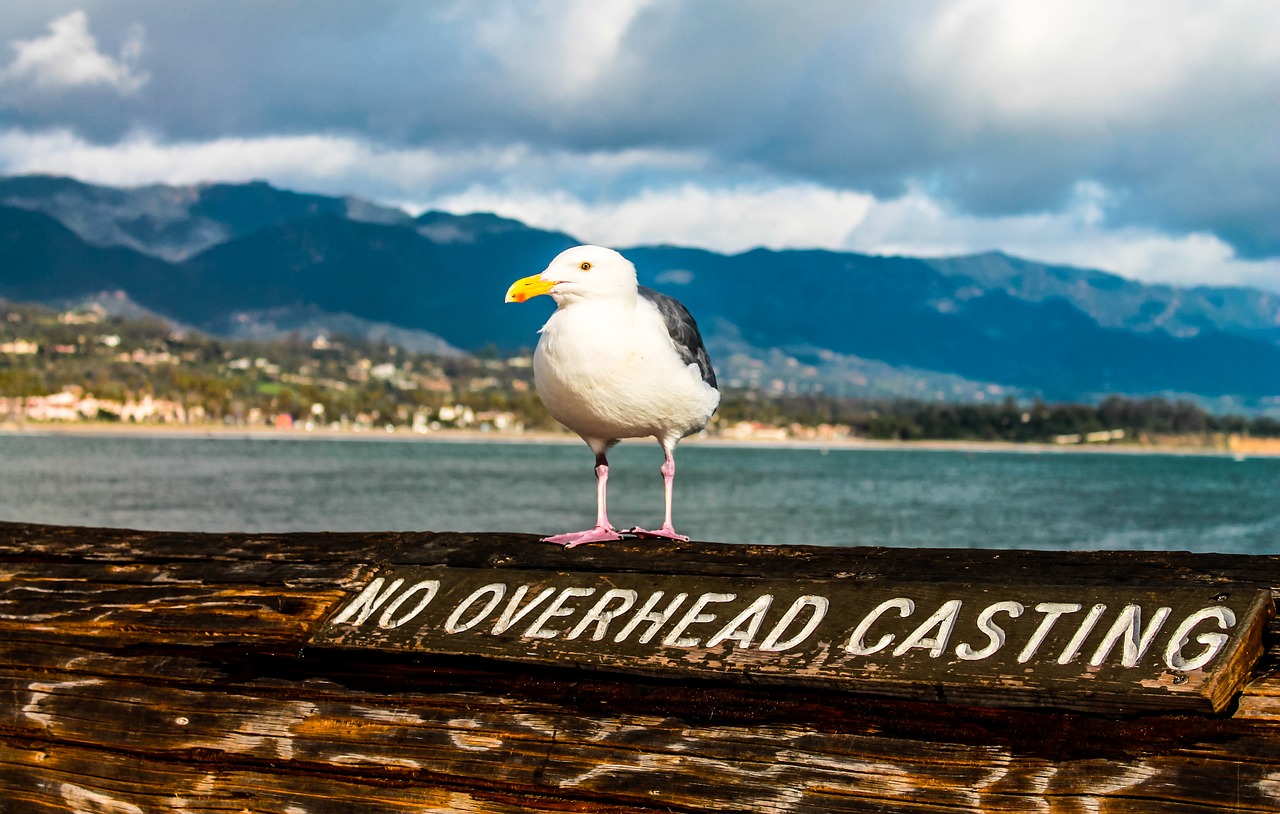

{"left": 505, "top": 245, "right": 638, "bottom": 306}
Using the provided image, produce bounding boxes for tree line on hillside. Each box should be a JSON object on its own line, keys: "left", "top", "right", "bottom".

{"left": 719, "top": 394, "right": 1280, "bottom": 442}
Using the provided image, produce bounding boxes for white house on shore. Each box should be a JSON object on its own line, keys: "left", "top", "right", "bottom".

{"left": 0, "top": 388, "right": 188, "bottom": 424}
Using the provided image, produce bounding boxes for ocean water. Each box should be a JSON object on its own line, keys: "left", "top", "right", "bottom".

{"left": 0, "top": 433, "right": 1277, "bottom": 553}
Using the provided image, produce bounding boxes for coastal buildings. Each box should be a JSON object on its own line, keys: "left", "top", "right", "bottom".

{"left": 0, "top": 385, "right": 526, "bottom": 435}
{"left": 0, "top": 388, "right": 189, "bottom": 424}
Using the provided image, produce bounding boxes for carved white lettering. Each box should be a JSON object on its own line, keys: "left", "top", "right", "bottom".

{"left": 1057, "top": 603, "right": 1107, "bottom": 665}
{"left": 1090, "top": 604, "right": 1172, "bottom": 667}
{"left": 490, "top": 585, "right": 557, "bottom": 635}
{"left": 1017, "top": 602, "right": 1082, "bottom": 663}
{"left": 956, "top": 601, "right": 1024, "bottom": 661}
{"left": 318, "top": 566, "right": 1257, "bottom": 712}
{"left": 614, "top": 591, "right": 689, "bottom": 644}
{"left": 377, "top": 579, "right": 441, "bottom": 629}
{"left": 760, "top": 595, "right": 829, "bottom": 652}
{"left": 525, "top": 587, "right": 597, "bottom": 639}
{"left": 332, "top": 577, "right": 404, "bottom": 626}
{"left": 893, "top": 599, "right": 963, "bottom": 658}
{"left": 845, "top": 597, "right": 915, "bottom": 656}
{"left": 567, "top": 589, "right": 639, "bottom": 641}
{"left": 664, "top": 593, "right": 737, "bottom": 647}
{"left": 444, "top": 583, "right": 506, "bottom": 633}
{"left": 707, "top": 594, "right": 774, "bottom": 648}
{"left": 1165, "top": 606, "right": 1237, "bottom": 671}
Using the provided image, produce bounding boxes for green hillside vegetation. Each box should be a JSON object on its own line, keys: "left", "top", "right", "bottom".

{"left": 0, "top": 300, "right": 553, "bottom": 430}
{"left": 2, "top": 300, "right": 1277, "bottom": 443}
{"left": 717, "top": 392, "right": 1280, "bottom": 442}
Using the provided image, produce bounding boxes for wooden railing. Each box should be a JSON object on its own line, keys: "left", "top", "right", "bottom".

{"left": 2, "top": 521, "right": 1279, "bottom": 812}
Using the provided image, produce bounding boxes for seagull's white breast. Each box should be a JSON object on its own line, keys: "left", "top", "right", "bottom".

{"left": 533, "top": 297, "right": 719, "bottom": 443}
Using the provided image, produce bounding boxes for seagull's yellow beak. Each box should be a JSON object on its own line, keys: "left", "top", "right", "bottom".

{"left": 505, "top": 273, "right": 557, "bottom": 303}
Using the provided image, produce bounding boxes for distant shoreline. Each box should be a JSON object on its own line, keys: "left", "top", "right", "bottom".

{"left": 3, "top": 420, "right": 1277, "bottom": 458}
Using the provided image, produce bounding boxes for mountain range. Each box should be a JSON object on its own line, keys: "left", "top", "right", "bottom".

{"left": 2, "top": 175, "right": 1278, "bottom": 411}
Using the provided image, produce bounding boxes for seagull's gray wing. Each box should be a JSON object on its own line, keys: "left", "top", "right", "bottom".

{"left": 638, "top": 285, "right": 717, "bottom": 389}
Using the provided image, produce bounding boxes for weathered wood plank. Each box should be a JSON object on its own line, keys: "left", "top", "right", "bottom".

{"left": 5, "top": 521, "right": 1280, "bottom": 590}
{"left": 0, "top": 558, "right": 375, "bottom": 587}
{"left": 0, "top": 741, "right": 625, "bottom": 814}
{"left": 2, "top": 522, "right": 1280, "bottom": 813}
{"left": 0, "top": 577, "right": 344, "bottom": 650}
{"left": 5, "top": 640, "right": 1280, "bottom": 813}
{"left": 0, "top": 522, "right": 415, "bottom": 564}
{"left": 1238, "top": 673, "right": 1280, "bottom": 720}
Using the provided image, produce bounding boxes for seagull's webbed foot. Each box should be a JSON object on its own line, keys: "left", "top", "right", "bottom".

{"left": 541, "top": 525, "right": 624, "bottom": 548}
{"left": 625, "top": 525, "right": 690, "bottom": 542}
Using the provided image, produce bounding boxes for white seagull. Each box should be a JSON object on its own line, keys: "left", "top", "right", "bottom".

{"left": 505, "top": 245, "right": 720, "bottom": 547}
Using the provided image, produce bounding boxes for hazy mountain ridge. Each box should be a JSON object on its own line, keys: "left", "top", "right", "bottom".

{"left": 922, "top": 253, "right": 1280, "bottom": 344}
{"left": 0, "top": 175, "right": 412, "bottom": 261}
{"left": 2, "top": 175, "right": 1277, "bottom": 409}
{"left": 204, "top": 303, "right": 465, "bottom": 357}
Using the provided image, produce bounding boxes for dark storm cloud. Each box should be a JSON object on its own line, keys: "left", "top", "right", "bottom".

{"left": 1, "top": 0, "right": 1277, "bottom": 259}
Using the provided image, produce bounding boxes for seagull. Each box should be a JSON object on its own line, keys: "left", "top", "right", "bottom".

{"left": 505, "top": 245, "right": 720, "bottom": 548}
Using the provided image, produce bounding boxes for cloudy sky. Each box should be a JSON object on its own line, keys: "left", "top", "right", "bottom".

{"left": 1, "top": 1, "right": 1277, "bottom": 291}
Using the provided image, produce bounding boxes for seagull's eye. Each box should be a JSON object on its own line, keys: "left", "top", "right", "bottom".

{"left": 580, "top": 262, "right": 592, "bottom": 271}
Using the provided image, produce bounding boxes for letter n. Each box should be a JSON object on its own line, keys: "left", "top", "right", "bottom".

{"left": 331, "top": 577, "right": 405, "bottom": 626}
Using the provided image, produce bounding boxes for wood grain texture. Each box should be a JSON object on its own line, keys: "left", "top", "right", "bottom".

{"left": 6, "top": 640, "right": 1280, "bottom": 813}
{"left": 2, "top": 521, "right": 1279, "bottom": 813}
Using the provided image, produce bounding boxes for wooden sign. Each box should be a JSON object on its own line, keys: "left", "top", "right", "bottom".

{"left": 310, "top": 566, "right": 1272, "bottom": 714}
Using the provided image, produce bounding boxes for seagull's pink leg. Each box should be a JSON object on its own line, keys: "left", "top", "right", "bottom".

{"left": 628, "top": 447, "right": 690, "bottom": 541}
{"left": 543, "top": 457, "right": 623, "bottom": 548}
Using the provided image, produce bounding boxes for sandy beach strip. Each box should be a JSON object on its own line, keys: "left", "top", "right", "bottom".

{"left": 3, "top": 419, "right": 1277, "bottom": 457}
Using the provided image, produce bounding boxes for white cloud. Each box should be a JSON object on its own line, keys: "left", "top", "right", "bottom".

{"left": 1, "top": 11, "right": 148, "bottom": 95}
{"left": 472, "top": 0, "right": 652, "bottom": 102}
{"left": 0, "top": 128, "right": 380, "bottom": 186}
{"left": 914, "top": 0, "right": 1279, "bottom": 129}
{"left": 0, "top": 127, "right": 708, "bottom": 196}
{"left": 430, "top": 183, "right": 876, "bottom": 254}
{"left": 848, "top": 183, "right": 1280, "bottom": 292}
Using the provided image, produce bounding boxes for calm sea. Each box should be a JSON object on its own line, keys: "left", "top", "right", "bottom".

{"left": 0, "top": 433, "right": 1277, "bottom": 553}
